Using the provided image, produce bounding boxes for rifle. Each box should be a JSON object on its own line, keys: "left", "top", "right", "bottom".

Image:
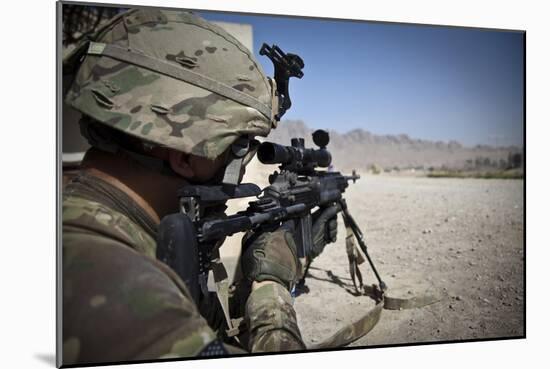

{"left": 155, "top": 43, "right": 436, "bottom": 346}
{"left": 156, "top": 130, "right": 441, "bottom": 347}
{"left": 157, "top": 129, "right": 385, "bottom": 305}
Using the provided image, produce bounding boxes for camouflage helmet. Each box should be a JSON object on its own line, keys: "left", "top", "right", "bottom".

{"left": 65, "top": 8, "right": 278, "bottom": 160}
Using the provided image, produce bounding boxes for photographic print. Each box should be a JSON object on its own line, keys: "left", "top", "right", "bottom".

{"left": 58, "top": 1, "right": 525, "bottom": 366}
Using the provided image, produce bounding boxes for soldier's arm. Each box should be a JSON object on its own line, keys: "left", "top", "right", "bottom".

{"left": 245, "top": 281, "right": 305, "bottom": 352}
{"left": 62, "top": 229, "right": 234, "bottom": 365}
{"left": 241, "top": 227, "right": 306, "bottom": 352}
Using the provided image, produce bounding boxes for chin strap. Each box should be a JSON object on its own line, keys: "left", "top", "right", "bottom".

{"left": 221, "top": 136, "right": 250, "bottom": 189}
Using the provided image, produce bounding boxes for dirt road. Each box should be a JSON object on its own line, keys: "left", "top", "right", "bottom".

{"left": 221, "top": 162, "right": 524, "bottom": 347}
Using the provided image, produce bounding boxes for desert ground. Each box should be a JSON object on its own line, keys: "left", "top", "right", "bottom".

{"left": 221, "top": 159, "right": 525, "bottom": 348}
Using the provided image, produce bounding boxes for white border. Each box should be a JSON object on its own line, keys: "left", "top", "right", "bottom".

{"left": 2, "top": 0, "right": 546, "bottom": 368}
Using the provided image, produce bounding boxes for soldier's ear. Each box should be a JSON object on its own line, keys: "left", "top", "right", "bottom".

{"left": 168, "top": 150, "right": 195, "bottom": 179}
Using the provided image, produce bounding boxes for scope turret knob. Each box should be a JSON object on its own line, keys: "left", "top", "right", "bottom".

{"left": 312, "top": 129, "right": 330, "bottom": 148}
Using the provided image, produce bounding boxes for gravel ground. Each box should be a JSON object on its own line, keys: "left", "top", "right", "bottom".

{"left": 221, "top": 162, "right": 524, "bottom": 348}
{"left": 294, "top": 174, "right": 525, "bottom": 347}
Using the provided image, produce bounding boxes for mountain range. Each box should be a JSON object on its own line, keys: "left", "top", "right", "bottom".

{"left": 265, "top": 120, "right": 522, "bottom": 172}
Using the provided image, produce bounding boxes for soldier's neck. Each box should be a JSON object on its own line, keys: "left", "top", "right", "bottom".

{"left": 80, "top": 148, "right": 187, "bottom": 223}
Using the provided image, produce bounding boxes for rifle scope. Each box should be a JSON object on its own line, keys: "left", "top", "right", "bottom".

{"left": 257, "top": 130, "right": 332, "bottom": 168}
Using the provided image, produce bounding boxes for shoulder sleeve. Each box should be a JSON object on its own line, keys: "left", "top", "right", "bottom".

{"left": 62, "top": 195, "right": 157, "bottom": 258}
{"left": 62, "top": 228, "right": 217, "bottom": 365}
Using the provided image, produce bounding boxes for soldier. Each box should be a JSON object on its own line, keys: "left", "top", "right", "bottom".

{"left": 62, "top": 8, "right": 336, "bottom": 365}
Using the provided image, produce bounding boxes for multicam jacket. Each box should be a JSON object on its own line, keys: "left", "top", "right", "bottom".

{"left": 62, "top": 171, "right": 304, "bottom": 366}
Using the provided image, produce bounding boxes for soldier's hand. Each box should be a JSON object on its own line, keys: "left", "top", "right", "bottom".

{"left": 241, "top": 223, "right": 299, "bottom": 291}
{"left": 310, "top": 203, "right": 341, "bottom": 260}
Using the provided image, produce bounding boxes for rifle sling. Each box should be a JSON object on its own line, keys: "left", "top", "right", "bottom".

{"left": 310, "top": 297, "right": 384, "bottom": 350}
{"left": 383, "top": 293, "right": 441, "bottom": 311}
{"left": 210, "top": 255, "right": 244, "bottom": 340}
{"left": 310, "top": 287, "right": 440, "bottom": 349}
{"left": 344, "top": 216, "right": 365, "bottom": 292}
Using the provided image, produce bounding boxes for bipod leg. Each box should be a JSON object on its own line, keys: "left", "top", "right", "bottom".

{"left": 298, "top": 259, "right": 312, "bottom": 286}
{"left": 342, "top": 212, "right": 364, "bottom": 293}
{"left": 339, "top": 199, "right": 387, "bottom": 291}
{"left": 295, "top": 259, "right": 312, "bottom": 296}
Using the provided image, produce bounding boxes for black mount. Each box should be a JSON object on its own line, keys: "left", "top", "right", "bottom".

{"left": 259, "top": 43, "right": 304, "bottom": 120}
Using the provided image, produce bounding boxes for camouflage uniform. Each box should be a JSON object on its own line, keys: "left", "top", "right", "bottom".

{"left": 63, "top": 177, "right": 218, "bottom": 363}
{"left": 62, "top": 168, "right": 304, "bottom": 364}
{"left": 62, "top": 8, "right": 304, "bottom": 366}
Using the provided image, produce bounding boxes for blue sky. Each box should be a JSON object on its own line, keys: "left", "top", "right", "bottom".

{"left": 199, "top": 11, "right": 524, "bottom": 147}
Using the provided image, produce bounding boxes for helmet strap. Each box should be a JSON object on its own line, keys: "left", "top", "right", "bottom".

{"left": 221, "top": 137, "right": 250, "bottom": 190}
